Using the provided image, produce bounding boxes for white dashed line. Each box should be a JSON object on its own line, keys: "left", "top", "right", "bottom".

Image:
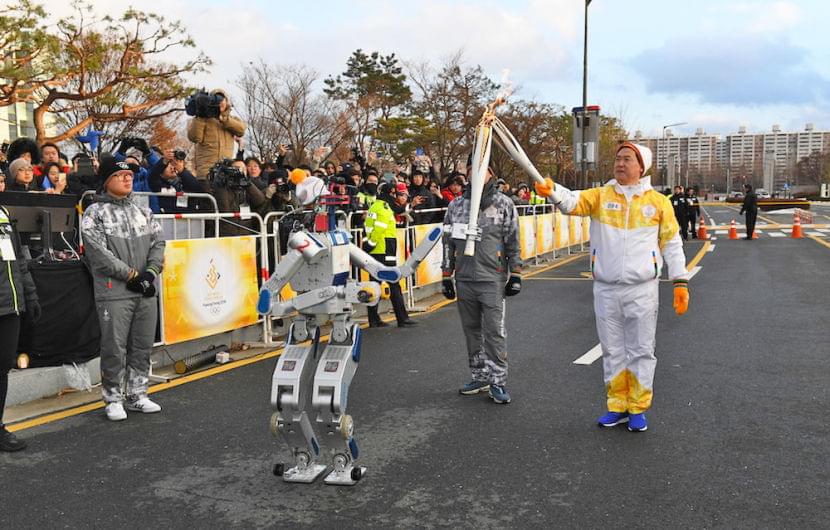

{"left": 573, "top": 344, "right": 603, "bottom": 365}
{"left": 688, "top": 266, "right": 702, "bottom": 279}
{"left": 707, "top": 245, "right": 715, "bottom": 252}
{"left": 768, "top": 232, "right": 787, "bottom": 238}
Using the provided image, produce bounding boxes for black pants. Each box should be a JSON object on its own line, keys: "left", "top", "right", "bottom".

{"left": 745, "top": 211, "right": 757, "bottom": 238}
{"left": 688, "top": 211, "right": 698, "bottom": 238}
{"left": 0, "top": 313, "right": 21, "bottom": 427}
{"left": 365, "top": 252, "right": 409, "bottom": 325}
{"left": 676, "top": 215, "right": 688, "bottom": 240}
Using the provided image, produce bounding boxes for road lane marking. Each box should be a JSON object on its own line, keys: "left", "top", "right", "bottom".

{"left": 707, "top": 245, "right": 715, "bottom": 252}
{"left": 688, "top": 265, "right": 702, "bottom": 279}
{"left": 715, "top": 230, "right": 727, "bottom": 234}
{"left": 809, "top": 235, "right": 830, "bottom": 250}
{"left": 768, "top": 232, "right": 787, "bottom": 237}
{"left": 573, "top": 344, "right": 602, "bottom": 365}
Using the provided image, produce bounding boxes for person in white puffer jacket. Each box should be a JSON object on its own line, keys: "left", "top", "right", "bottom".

{"left": 534, "top": 142, "right": 689, "bottom": 432}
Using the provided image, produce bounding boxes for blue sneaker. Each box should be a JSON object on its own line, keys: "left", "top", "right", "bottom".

{"left": 597, "top": 411, "right": 629, "bottom": 427}
{"left": 459, "top": 381, "right": 490, "bottom": 395}
{"left": 627, "top": 413, "right": 648, "bottom": 432}
{"left": 488, "top": 385, "right": 511, "bottom": 404}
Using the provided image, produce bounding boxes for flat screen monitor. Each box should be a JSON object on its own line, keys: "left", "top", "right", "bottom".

{"left": 0, "top": 191, "right": 76, "bottom": 233}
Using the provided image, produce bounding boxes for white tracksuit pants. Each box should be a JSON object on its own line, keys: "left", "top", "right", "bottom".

{"left": 593, "top": 280, "right": 659, "bottom": 414}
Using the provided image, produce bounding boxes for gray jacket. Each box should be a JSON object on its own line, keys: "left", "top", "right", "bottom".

{"left": 81, "top": 194, "right": 165, "bottom": 301}
{"left": 0, "top": 205, "right": 38, "bottom": 316}
{"left": 442, "top": 181, "right": 521, "bottom": 282}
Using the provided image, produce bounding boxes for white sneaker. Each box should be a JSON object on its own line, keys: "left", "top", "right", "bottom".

{"left": 105, "top": 402, "right": 127, "bottom": 421}
{"left": 126, "top": 397, "right": 161, "bottom": 414}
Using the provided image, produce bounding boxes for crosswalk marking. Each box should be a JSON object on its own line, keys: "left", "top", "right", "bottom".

{"left": 768, "top": 232, "right": 787, "bottom": 238}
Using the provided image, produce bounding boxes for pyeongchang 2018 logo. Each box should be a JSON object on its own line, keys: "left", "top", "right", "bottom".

{"left": 206, "top": 259, "right": 221, "bottom": 289}
{"left": 203, "top": 258, "right": 227, "bottom": 316}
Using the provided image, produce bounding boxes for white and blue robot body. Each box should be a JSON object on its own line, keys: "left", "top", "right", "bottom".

{"left": 259, "top": 224, "right": 442, "bottom": 486}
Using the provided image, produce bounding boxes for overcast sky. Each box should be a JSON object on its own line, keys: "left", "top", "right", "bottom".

{"left": 45, "top": 0, "right": 830, "bottom": 138}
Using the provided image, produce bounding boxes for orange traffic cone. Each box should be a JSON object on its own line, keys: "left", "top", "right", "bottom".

{"left": 791, "top": 213, "right": 803, "bottom": 239}
{"left": 751, "top": 228, "right": 759, "bottom": 239}
{"left": 728, "top": 219, "right": 738, "bottom": 240}
{"left": 697, "top": 217, "right": 708, "bottom": 239}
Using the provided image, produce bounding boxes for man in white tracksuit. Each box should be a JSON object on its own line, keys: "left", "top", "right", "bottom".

{"left": 534, "top": 142, "right": 689, "bottom": 432}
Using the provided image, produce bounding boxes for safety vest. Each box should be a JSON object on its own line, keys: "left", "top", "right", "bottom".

{"left": 357, "top": 192, "right": 378, "bottom": 209}
{"left": 364, "top": 199, "right": 397, "bottom": 256}
{"left": 529, "top": 191, "right": 547, "bottom": 205}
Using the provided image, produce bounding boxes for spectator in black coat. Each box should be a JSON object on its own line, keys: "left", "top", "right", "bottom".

{"left": 149, "top": 154, "right": 206, "bottom": 213}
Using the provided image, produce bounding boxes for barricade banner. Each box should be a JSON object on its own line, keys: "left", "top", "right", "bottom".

{"left": 569, "top": 215, "right": 583, "bottom": 246}
{"left": 412, "top": 223, "right": 443, "bottom": 285}
{"left": 555, "top": 211, "right": 569, "bottom": 250}
{"left": 518, "top": 216, "right": 536, "bottom": 260}
{"left": 161, "top": 237, "right": 259, "bottom": 344}
{"left": 535, "top": 213, "right": 554, "bottom": 255}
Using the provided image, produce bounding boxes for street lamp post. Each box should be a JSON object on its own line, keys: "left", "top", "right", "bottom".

{"left": 661, "top": 121, "right": 686, "bottom": 187}
{"left": 580, "top": 0, "right": 592, "bottom": 189}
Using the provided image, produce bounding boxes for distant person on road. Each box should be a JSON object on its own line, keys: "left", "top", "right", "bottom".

{"left": 671, "top": 185, "right": 688, "bottom": 240}
{"left": 739, "top": 184, "right": 758, "bottom": 240}
{"left": 534, "top": 142, "right": 689, "bottom": 432}
{"left": 686, "top": 187, "right": 700, "bottom": 239}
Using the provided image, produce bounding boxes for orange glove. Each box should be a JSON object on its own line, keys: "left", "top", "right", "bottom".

{"left": 534, "top": 177, "right": 555, "bottom": 198}
{"left": 673, "top": 280, "right": 689, "bottom": 315}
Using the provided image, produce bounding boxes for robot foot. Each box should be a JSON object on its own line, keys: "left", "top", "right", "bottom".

{"left": 275, "top": 462, "right": 329, "bottom": 484}
{"left": 324, "top": 465, "right": 366, "bottom": 486}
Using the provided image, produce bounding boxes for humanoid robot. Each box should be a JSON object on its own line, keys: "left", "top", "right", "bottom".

{"left": 257, "top": 173, "right": 440, "bottom": 485}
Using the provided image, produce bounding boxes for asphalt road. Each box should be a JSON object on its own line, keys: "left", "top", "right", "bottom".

{"left": 1, "top": 236, "right": 828, "bottom": 529}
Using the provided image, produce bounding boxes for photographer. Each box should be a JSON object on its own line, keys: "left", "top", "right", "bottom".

{"left": 186, "top": 89, "right": 247, "bottom": 184}
{"left": 149, "top": 150, "right": 205, "bottom": 214}
{"left": 211, "top": 159, "right": 266, "bottom": 236}
{"left": 114, "top": 137, "right": 159, "bottom": 211}
{"left": 262, "top": 168, "right": 297, "bottom": 215}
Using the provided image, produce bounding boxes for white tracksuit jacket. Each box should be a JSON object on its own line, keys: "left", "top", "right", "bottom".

{"left": 553, "top": 176, "right": 688, "bottom": 413}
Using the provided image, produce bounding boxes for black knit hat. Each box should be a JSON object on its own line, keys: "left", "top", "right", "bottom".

{"left": 97, "top": 154, "right": 132, "bottom": 192}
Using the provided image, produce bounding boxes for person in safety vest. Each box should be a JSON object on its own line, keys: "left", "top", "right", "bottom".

{"left": 363, "top": 182, "right": 417, "bottom": 328}
{"left": 534, "top": 142, "right": 689, "bottom": 432}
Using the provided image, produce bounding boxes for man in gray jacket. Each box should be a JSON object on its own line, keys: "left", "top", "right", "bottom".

{"left": 441, "top": 165, "right": 522, "bottom": 404}
{"left": 82, "top": 156, "right": 165, "bottom": 421}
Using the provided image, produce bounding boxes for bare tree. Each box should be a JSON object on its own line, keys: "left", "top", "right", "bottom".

{"left": 237, "top": 61, "right": 352, "bottom": 165}
{"left": 0, "top": 1, "right": 210, "bottom": 144}
{"left": 407, "top": 51, "right": 499, "bottom": 175}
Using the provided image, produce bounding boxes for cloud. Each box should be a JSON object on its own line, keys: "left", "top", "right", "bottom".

{"left": 719, "top": 1, "right": 802, "bottom": 33}
{"left": 630, "top": 33, "right": 830, "bottom": 106}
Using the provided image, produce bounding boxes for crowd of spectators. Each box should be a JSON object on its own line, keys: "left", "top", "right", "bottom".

{"left": 0, "top": 88, "right": 551, "bottom": 247}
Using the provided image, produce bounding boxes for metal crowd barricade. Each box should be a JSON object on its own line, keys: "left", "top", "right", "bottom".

{"left": 77, "top": 190, "right": 221, "bottom": 251}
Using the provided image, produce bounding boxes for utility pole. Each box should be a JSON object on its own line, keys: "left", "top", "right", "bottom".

{"left": 580, "top": 0, "right": 591, "bottom": 189}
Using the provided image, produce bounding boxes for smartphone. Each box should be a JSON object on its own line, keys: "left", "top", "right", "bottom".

{"left": 415, "top": 147, "right": 425, "bottom": 156}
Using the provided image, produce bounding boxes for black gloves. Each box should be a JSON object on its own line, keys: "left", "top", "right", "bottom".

{"left": 133, "top": 138, "right": 151, "bottom": 156}
{"left": 127, "top": 270, "right": 157, "bottom": 298}
{"left": 116, "top": 137, "right": 150, "bottom": 156}
{"left": 504, "top": 275, "right": 522, "bottom": 297}
{"left": 442, "top": 278, "right": 456, "bottom": 300}
{"left": 27, "top": 300, "right": 42, "bottom": 322}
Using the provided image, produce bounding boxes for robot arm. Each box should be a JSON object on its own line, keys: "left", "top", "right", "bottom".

{"left": 347, "top": 225, "right": 442, "bottom": 281}
{"left": 257, "top": 231, "right": 328, "bottom": 315}
{"left": 398, "top": 226, "right": 442, "bottom": 277}
{"left": 348, "top": 244, "right": 402, "bottom": 283}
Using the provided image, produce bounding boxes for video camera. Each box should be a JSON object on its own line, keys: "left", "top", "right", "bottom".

{"left": 185, "top": 89, "right": 223, "bottom": 119}
{"left": 208, "top": 159, "right": 250, "bottom": 190}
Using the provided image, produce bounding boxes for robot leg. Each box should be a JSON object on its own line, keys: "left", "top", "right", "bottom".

{"left": 311, "top": 317, "right": 366, "bottom": 485}
{"left": 269, "top": 318, "right": 328, "bottom": 483}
